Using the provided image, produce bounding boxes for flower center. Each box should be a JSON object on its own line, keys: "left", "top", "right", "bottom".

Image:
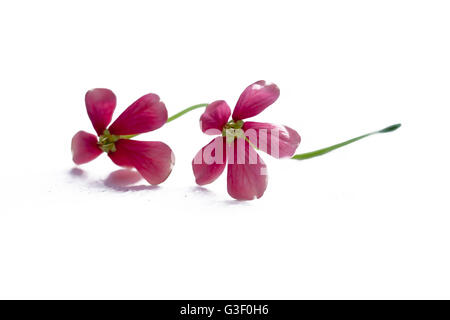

{"left": 98, "top": 129, "right": 119, "bottom": 153}
{"left": 222, "top": 120, "right": 245, "bottom": 143}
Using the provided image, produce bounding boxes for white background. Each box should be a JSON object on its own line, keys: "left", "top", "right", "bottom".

{"left": 0, "top": 0, "right": 449, "bottom": 299}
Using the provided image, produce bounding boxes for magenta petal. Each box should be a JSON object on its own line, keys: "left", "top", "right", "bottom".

{"left": 108, "top": 148, "right": 134, "bottom": 168}
{"left": 243, "top": 122, "right": 301, "bottom": 158}
{"left": 199, "top": 100, "right": 231, "bottom": 134}
{"left": 108, "top": 139, "right": 174, "bottom": 185}
{"left": 226, "top": 139, "right": 268, "bottom": 200}
{"left": 232, "top": 80, "right": 280, "bottom": 121}
{"left": 108, "top": 94, "right": 168, "bottom": 135}
{"left": 71, "top": 131, "right": 102, "bottom": 165}
{"left": 85, "top": 88, "right": 117, "bottom": 135}
{"left": 192, "top": 137, "right": 227, "bottom": 185}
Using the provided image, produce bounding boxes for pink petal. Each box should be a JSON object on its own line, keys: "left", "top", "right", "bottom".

{"left": 108, "top": 139, "right": 174, "bottom": 185}
{"left": 199, "top": 100, "right": 231, "bottom": 134}
{"left": 71, "top": 131, "right": 102, "bottom": 165}
{"left": 192, "top": 137, "right": 227, "bottom": 185}
{"left": 243, "top": 122, "right": 301, "bottom": 158}
{"left": 232, "top": 80, "right": 280, "bottom": 121}
{"left": 85, "top": 88, "right": 117, "bottom": 135}
{"left": 108, "top": 94, "right": 168, "bottom": 135}
{"left": 226, "top": 139, "right": 268, "bottom": 200}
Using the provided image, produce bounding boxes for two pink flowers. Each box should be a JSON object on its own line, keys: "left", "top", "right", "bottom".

{"left": 72, "top": 81, "right": 301, "bottom": 200}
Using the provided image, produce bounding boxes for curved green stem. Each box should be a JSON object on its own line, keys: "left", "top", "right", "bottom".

{"left": 166, "top": 103, "right": 208, "bottom": 123}
{"left": 291, "top": 123, "right": 401, "bottom": 160}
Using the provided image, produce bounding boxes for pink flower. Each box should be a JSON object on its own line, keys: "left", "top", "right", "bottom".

{"left": 192, "top": 81, "right": 301, "bottom": 200}
{"left": 71, "top": 88, "right": 175, "bottom": 185}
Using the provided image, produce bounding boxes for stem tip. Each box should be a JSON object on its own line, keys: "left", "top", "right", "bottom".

{"left": 378, "top": 123, "right": 402, "bottom": 133}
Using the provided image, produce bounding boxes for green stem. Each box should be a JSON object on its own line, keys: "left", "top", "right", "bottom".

{"left": 119, "top": 134, "right": 138, "bottom": 139}
{"left": 291, "top": 123, "right": 401, "bottom": 160}
{"left": 166, "top": 103, "right": 208, "bottom": 123}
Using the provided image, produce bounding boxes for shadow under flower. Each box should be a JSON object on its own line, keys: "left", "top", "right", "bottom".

{"left": 105, "top": 169, "right": 142, "bottom": 186}
{"left": 69, "top": 167, "right": 86, "bottom": 178}
{"left": 102, "top": 169, "right": 160, "bottom": 192}
{"left": 221, "top": 199, "right": 251, "bottom": 206}
{"left": 189, "top": 186, "right": 213, "bottom": 194}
